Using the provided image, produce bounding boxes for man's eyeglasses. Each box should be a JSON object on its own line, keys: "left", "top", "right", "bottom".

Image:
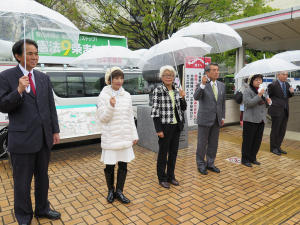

{"left": 162, "top": 75, "right": 174, "bottom": 78}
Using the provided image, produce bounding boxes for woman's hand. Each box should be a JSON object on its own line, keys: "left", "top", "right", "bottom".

{"left": 266, "top": 97, "right": 272, "bottom": 105}
{"left": 179, "top": 88, "right": 186, "bottom": 98}
{"left": 133, "top": 140, "right": 138, "bottom": 145}
{"left": 109, "top": 97, "right": 116, "bottom": 107}
{"left": 258, "top": 88, "right": 265, "bottom": 97}
{"left": 157, "top": 131, "right": 164, "bottom": 138}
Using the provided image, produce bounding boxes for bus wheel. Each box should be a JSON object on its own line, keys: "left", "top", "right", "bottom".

{"left": 0, "top": 128, "right": 8, "bottom": 158}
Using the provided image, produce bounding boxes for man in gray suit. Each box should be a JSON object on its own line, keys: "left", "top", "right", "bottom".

{"left": 194, "top": 63, "right": 226, "bottom": 175}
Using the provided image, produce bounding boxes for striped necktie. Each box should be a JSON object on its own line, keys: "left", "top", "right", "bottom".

{"left": 282, "top": 82, "right": 287, "bottom": 109}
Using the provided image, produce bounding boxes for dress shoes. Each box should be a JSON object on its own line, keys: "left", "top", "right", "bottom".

{"left": 279, "top": 148, "right": 287, "bottom": 154}
{"left": 271, "top": 149, "right": 281, "bottom": 156}
{"left": 242, "top": 162, "right": 252, "bottom": 167}
{"left": 206, "top": 166, "right": 220, "bottom": 173}
{"left": 159, "top": 181, "right": 170, "bottom": 189}
{"left": 251, "top": 160, "right": 261, "bottom": 165}
{"left": 168, "top": 179, "right": 179, "bottom": 186}
{"left": 198, "top": 168, "right": 208, "bottom": 175}
{"left": 35, "top": 210, "right": 61, "bottom": 220}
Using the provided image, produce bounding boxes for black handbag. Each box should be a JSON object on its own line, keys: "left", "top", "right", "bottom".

{"left": 234, "top": 90, "right": 243, "bottom": 104}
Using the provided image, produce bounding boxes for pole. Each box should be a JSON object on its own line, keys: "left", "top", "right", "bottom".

{"left": 23, "top": 15, "right": 30, "bottom": 93}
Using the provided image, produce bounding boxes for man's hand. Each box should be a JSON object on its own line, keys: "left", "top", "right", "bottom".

{"left": 266, "top": 97, "right": 272, "bottom": 105}
{"left": 290, "top": 87, "right": 294, "bottom": 93}
{"left": 18, "top": 76, "right": 30, "bottom": 94}
{"left": 157, "top": 131, "right": 164, "bottom": 138}
{"left": 110, "top": 97, "right": 116, "bottom": 107}
{"left": 258, "top": 88, "right": 265, "bottom": 97}
{"left": 222, "top": 119, "right": 225, "bottom": 126}
{"left": 53, "top": 133, "right": 60, "bottom": 145}
{"left": 179, "top": 88, "right": 186, "bottom": 98}
{"left": 133, "top": 140, "right": 138, "bottom": 145}
{"left": 201, "top": 75, "right": 207, "bottom": 85}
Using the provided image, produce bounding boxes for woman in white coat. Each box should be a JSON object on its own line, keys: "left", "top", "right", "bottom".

{"left": 97, "top": 67, "right": 138, "bottom": 204}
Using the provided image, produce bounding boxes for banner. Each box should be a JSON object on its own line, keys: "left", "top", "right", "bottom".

{"left": 184, "top": 56, "right": 211, "bottom": 126}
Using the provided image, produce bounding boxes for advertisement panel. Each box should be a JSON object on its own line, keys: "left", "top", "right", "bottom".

{"left": 184, "top": 56, "right": 211, "bottom": 126}
{"left": 27, "top": 29, "right": 127, "bottom": 64}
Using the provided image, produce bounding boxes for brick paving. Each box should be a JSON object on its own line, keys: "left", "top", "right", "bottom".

{"left": 0, "top": 126, "right": 300, "bottom": 225}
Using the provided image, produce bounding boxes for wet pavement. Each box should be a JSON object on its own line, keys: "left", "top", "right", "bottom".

{"left": 0, "top": 125, "right": 300, "bottom": 225}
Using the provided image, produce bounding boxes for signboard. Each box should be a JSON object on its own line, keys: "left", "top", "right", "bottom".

{"left": 184, "top": 56, "right": 211, "bottom": 126}
{"left": 56, "top": 104, "right": 102, "bottom": 139}
{"left": 27, "top": 29, "right": 127, "bottom": 64}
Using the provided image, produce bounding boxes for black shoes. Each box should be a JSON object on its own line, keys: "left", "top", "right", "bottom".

{"left": 35, "top": 210, "right": 61, "bottom": 220}
{"left": 271, "top": 149, "right": 281, "bottom": 156}
{"left": 242, "top": 162, "right": 252, "bottom": 167}
{"left": 279, "top": 148, "right": 287, "bottom": 154}
{"left": 198, "top": 168, "right": 208, "bottom": 175}
{"left": 115, "top": 169, "right": 130, "bottom": 204}
{"left": 251, "top": 161, "right": 261, "bottom": 165}
{"left": 168, "top": 179, "right": 179, "bottom": 186}
{"left": 104, "top": 168, "right": 115, "bottom": 203}
{"left": 206, "top": 166, "right": 220, "bottom": 173}
{"left": 159, "top": 181, "right": 170, "bottom": 188}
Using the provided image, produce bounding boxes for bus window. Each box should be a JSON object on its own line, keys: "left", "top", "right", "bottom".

{"left": 83, "top": 73, "right": 105, "bottom": 96}
{"left": 123, "top": 73, "right": 145, "bottom": 95}
{"left": 67, "top": 75, "right": 85, "bottom": 97}
{"left": 48, "top": 72, "right": 68, "bottom": 97}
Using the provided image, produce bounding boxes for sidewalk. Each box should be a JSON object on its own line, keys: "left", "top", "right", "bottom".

{"left": 0, "top": 126, "right": 300, "bottom": 225}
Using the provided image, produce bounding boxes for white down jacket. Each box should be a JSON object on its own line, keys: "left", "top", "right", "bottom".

{"left": 97, "top": 86, "right": 139, "bottom": 150}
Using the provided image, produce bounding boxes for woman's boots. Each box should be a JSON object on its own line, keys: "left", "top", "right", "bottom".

{"left": 104, "top": 168, "right": 130, "bottom": 204}
{"left": 115, "top": 169, "right": 130, "bottom": 204}
{"left": 104, "top": 168, "right": 114, "bottom": 203}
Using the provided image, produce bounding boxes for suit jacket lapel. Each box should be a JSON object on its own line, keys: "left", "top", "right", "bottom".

{"left": 276, "top": 80, "right": 285, "bottom": 99}
{"left": 34, "top": 71, "right": 42, "bottom": 99}
{"left": 206, "top": 83, "right": 216, "bottom": 102}
{"left": 217, "top": 81, "right": 222, "bottom": 102}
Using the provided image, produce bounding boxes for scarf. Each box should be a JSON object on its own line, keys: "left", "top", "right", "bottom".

{"left": 250, "top": 86, "right": 266, "bottom": 106}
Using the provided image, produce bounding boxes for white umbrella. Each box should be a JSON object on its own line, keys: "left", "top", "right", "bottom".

{"left": 235, "top": 58, "right": 300, "bottom": 79}
{"left": 134, "top": 49, "right": 148, "bottom": 57}
{"left": 70, "top": 44, "right": 147, "bottom": 69}
{"left": 137, "top": 37, "right": 212, "bottom": 71}
{"left": 172, "top": 21, "right": 242, "bottom": 53}
{"left": 272, "top": 50, "right": 300, "bottom": 62}
{"left": 0, "top": 0, "right": 80, "bottom": 93}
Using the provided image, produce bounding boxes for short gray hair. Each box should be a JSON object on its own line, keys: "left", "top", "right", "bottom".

{"left": 205, "top": 62, "right": 219, "bottom": 73}
{"left": 159, "top": 65, "right": 176, "bottom": 78}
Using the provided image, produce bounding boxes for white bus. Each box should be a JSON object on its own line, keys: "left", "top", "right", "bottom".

{"left": 0, "top": 64, "right": 149, "bottom": 157}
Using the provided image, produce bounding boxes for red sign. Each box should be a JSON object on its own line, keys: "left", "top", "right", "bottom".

{"left": 185, "top": 56, "right": 211, "bottom": 69}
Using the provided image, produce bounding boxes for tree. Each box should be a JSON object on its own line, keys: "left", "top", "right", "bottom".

{"left": 82, "top": 0, "right": 247, "bottom": 49}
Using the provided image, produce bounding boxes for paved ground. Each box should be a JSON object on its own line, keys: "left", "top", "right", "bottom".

{"left": 0, "top": 126, "right": 300, "bottom": 225}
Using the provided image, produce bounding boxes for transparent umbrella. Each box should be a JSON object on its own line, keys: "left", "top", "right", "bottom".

{"left": 235, "top": 58, "right": 300, "bottom": 79}
{"left": 272, "top": 50, "right": 300, "bottom": 62}
{"left": 171, "top": 21, "right": 242, "bottom": 53}
{"left": 0, "top": 0, "right": 80, "bottom": 92}
{"left": 137, "top": 37, "right": 212, "bottom": 71}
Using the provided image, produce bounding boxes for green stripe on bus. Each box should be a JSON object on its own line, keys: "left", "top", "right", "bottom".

{"left": 56, "top": 104, "right": 96, "bottom": 109}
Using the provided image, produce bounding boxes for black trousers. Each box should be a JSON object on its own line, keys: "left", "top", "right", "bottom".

{"left": 157, "top": 124, "right": 181, "bottom": 182}
{"left": 270, "top": 109, "right": 288, "bottom": 151}
{"left": 10, "top": 139, "right": 51, "bottom": 224}
{"left": 241, "top": 121, "right": 264, "bottom": 163}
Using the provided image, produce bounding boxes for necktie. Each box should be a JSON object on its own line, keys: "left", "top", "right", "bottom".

{"left": 212, "top": 83, "right": 218, "bottom": 101}
{"left": 28, "top": 73, "right": 36, "bottom": 96}
{"left": 282, "top": 82, "right": 287, "bottom": 109}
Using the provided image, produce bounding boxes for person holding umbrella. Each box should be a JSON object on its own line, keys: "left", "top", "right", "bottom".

{"left": 241, "top": 74, "right": 271, "bottom": 167}
{"left": 97, "top": 67, "right": 138, "bottom": 204}
{"left": 151, "top": 65, "right": 186, "bottom": 189}
{"left": 0, "top": 39, "right": 61, "bottom": 225}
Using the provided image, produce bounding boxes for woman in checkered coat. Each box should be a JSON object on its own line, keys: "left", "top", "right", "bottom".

{"left": 151, "top": 65, "right": 187, "bottom": 189}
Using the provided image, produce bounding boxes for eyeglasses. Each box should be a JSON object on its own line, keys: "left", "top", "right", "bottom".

{"left": 162, "top": 75, "right": 174, "bottom": 78}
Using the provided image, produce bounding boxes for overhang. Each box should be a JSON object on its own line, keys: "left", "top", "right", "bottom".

{"left": 226, "top": 6, "right": 300, "bottom": 52}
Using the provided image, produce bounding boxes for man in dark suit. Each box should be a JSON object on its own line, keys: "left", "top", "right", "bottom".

{"left": 194, "top": 63, "right": 226, "bottom": 175}
{"left": 0, "top": 39, "right": 60, "bottom": 225}
{"left": 268, "top": 71, "right": 294, "bottom": 156}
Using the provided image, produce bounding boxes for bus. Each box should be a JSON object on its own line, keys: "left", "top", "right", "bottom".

{"left": 0, "top": 64, "right": 149, "bottom": 158}
{"left": 224, "top": 74, "right": 235, "bottom": 94}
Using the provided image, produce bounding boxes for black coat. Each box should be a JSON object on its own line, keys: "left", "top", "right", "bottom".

{"left": 0, "top": 66, "right": 59, "bottom": 153}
